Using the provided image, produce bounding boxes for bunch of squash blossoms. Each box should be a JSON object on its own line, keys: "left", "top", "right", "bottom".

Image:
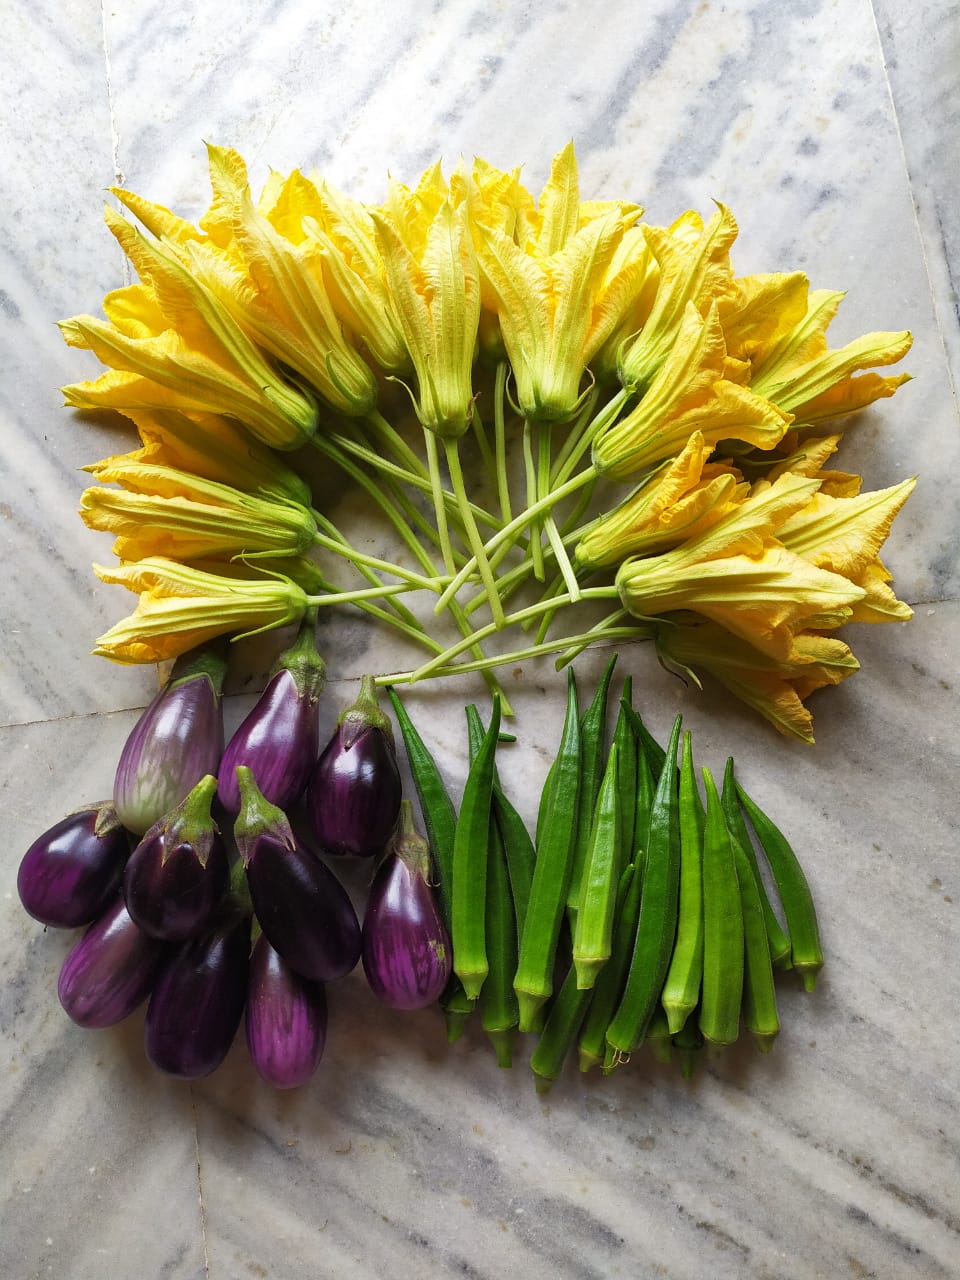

{"left": 60, "top": 142, "right": 914, "bottom": 741}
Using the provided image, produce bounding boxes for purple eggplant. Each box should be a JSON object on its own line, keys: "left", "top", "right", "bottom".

{"left": 235, "top": 767, "right": 361, "bottom": 982}
{"left": 307, "top": 675, "right": 401, "bottom": 858}
{"left": 114, "top": 643, "right": 227, "bottom": 835}
{"left": 245, "top": 932, "right": 327, "bottom": 1089}
{"left": 362, "top": 801, "right": 452, "bottom": 1009}
{"left": 123, "top": 776, "right": 229, "bottom": 941}
{"left": 18, "top": 802, "right": 130, "bottom": 929}
{"left": 217, "top": 619, "right": 326, "bottom": 814}
{"left": 145, "top": 907, "right": 251, "bottom": 1078}
{"left": 58, "top": 897, "right": 167, "bottom": 1028}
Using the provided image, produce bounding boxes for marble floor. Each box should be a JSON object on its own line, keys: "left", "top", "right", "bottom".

{"left": 1, "top": 2, "right": 958, "bottom": 1278}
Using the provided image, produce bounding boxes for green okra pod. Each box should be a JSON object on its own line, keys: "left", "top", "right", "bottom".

{"left": 612, "top": 684, "right": 638, "bottom": 873}
{"left": 572, "top": 742, "right": 621, "bottom": 990}
{"left": 646, "top": 1006, "right": 673, "bottom": 1065}
{"left": 736, "top": 782, "right": 823, "bottom": 991}
{"left": 603, "top": 714, "right": 683, "bottom": 1065}
{"left": 632, "top": 740, "right": 656, "bottom": 865}
{"left": 577, "top": 861, "right": 638, "bottom": 1072}
{"left": 672, "top": 1010, "right": 704, "bottom": 1079}
{"left": 451, "top": 697, "right": 501, "bottom": 1000}
{"left": 660, "top": 731, "right": 705, "bottom": 1035}
{"left": 491, "top": 788, "right": 535, "bottom": 942}
{"left": 624, "top": 704, "right": 667, "bottom": 782}
{"left": 566, "top": 654, "right": 617, "bottom": 916}
{"left": 722, "top": 758, "right": 791, "bottom": 968}
{"left": 514, "top": 669, "right": 582, "bottom": 1031}
{"left": 731, "top": 838, "right": 780, "bottom": 1052}
{"left": 529, "top": 961, "right": 593, "bottom": 1095}
{"left": 699, "top": 767, "right": 745, "bottom": 1051}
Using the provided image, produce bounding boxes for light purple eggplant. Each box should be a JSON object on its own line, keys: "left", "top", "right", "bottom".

{"left": 123, "top": 776, "right": 229, "bottom": 941}
{"left": 245, "top": 932, "right": 327, "bottom": 1089}
{"left": 235, "top": 767, "right": 361, "bottom": 982}
{"left": 114, "top": 643, "right": 227, "bottom": 835}
{"left": 362, "top": 801, "right": 452, "bottom": 1009}
{"left": 307, "top": 675, "right": 401, "bottom": 858}
{"left": 18, "top": 802, "right": 130, "bottom": 929}
{"left": 58, "top": 897, "right": 167, "bottom": 1028}
{"left": 145, "top": 907, "right": 251, "bottom": 1079}
{"left": 217, "top": 619, "right": 326, "bottom": 814}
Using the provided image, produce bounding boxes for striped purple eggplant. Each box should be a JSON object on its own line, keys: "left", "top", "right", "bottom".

{"left": 235, "top": 767, "right": 360, "bottom": 982}
{"left": 307, "top": 676, "right": 401, "bottom": 858}
{"left": 123, "top": 776, "right": 229, "bottom": 941}
{"left": 18, "top": 802, "right": 130, "bottom": 929}
{"left": 362, "top": 802, "right": 451, "bottom": 1009}
{"left": 145, "top": 908, "right": 251, "bottom": 1079}
{"left": 58, "top": 897, "right": 167, "bottom": 1028}
{"left": 245, "top": 933, "right": 327, "bottom": 1089}
{"left": 114, "top": 643, "right": 227, "bottom": 835}
{"left": 217, "top": 620, "right": 326, "bottom": 814}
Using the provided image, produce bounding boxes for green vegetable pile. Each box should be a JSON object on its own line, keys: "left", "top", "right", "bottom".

{"left": 391, "top": 659, "right": 822, "bottom": 1090}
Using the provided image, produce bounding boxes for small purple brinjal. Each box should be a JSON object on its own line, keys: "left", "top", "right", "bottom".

{"left": 114, "top": 642, "right": 227, "bottom": 836}
{"left": 245, "top": 931, "right": 327, "bottom": 1089}
{"left": 18, "top": 802, "right": 130, "bottom": 929}
{"left": 123, "top": 776, "right": 229, "bottom": 942}
{"left": 362, "top": 800, "right": 452, "bottom": 1010}
{"left": 217, "top": 616, "right": 326, "bottom": 814}
{"left": 145, "top": 905, "right": 251, "bottom": 1079}
{"left": 235, "top": 766, "right": 361, "bottom": 982}
{"left": 307, "top": 675, "right": 401, "bottom": 858}
{"left": 58, "top": 896, "right": 168, "bottom": 1028}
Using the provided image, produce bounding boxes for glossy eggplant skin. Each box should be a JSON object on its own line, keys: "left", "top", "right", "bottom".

{"left": 245, "top": 933, "right": 327, "bottom": 1089}
{"left": 362, "top": 852, "right": 452, "bottom": 1010}
{"left": 246, "top": 832, "right": 361, "bottom": 982}
{"left": 307, "top": 723, "right": 402, "bottom": 858}
{"left": 145, "top": 910, "right": 251, "bottom": 1079}
{"left": 218, "top": 669, "right": 319, "bottom": 814}
{"left": 123, "top": 827, "right": 229, "bottom": 942}
{"left": 18, "top": 805, "right": 130, "bottom": 929}
{"left": 58, "top": 897, "right": 167, "bottom": 1028}
{"left": 114, "top": 652, "right": 225, "bottom": 836}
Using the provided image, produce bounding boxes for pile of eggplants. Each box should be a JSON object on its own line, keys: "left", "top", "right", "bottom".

{"left": 19, "top": 633, "right": 821, "bottom": 1094}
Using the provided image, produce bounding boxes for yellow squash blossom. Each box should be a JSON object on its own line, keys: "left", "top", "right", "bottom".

{"left": 93, "top": 558, "right": 310, "bottom": 663}
{"left": 593, "top": 302, "right": 790, "bottom": 479}
{"left": 61, "top": 207, "right": 317, "bottom": 449}
{"left": 656, "top": 617, "right": 860, "bottom": 743}
{"left": 717, "top": 272, "right": 810, "bottom": 364}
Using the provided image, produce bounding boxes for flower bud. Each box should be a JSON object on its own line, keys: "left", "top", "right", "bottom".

{"left": 113, "top": 643, "right": 227, "bottom": 835}
{"left": 18, "top": 802, "right": 130, "bottom": 929}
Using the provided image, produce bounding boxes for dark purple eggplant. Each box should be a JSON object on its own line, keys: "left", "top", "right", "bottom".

{"left": 307, "top": 675, "right": 401, "bottom": 858}
{"left": 145, "top": 908, "right": 251, "bottom": 1079}
{"left": 362, "top": 801, "right": 452, "bottom": 1009}
{"left": 217, "top": 619, "right": 326, "bottom": 814}
{"left": 114, "top": 643, "right": 227, "bottom": 835}
{"left": 58, "top": 897, "right": 167, "bottom": 1028}
{"left": 18, "top": 802, "right": 130, "bottom": 929}
{"left": 245, "top": 932, "right": 327, "bottom": 1089}
{"left": 123, "top": 775, "right": 229, "bottom": 941}
{"left": 235, "top": 767, "right": 360, "bottom": 982}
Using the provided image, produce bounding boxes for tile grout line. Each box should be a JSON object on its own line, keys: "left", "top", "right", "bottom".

{"left": 98, "top": 0, "right": 130, "bottom": 286}
{"left": 192, "top": 1088, "right": 212, "bottom": 1278}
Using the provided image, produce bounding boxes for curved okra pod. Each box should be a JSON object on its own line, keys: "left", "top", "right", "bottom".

{"left": 492, "top": 789, "right": 535, "bottom": 940}
{"left": 731, "top": 839, "right": 780, "bottom": 1052}
{"left": 624, "top": 704, "right": 666, "bottom": 782}
{"left": 451, "top": 697, "right": 502, "bottom": 999}
{"left": 661, "top": 731, "right": 705, "bottom": 1035}
{"left": 699, "top": 767, "right": 744, "bottom": 1051}
{"left": 529, "top": 961, "right": 593, "bottom": 1094}
{"left": 577, "top": 861, "right": 637, "bottom": 1071}
{"left": 514, "top": 669, "right": 582, "bottom": 1031}
{"left": 736, "top": 782, "right": 823, "bottom": 991}
{"left": 603, "top": 714, "right": 683, "bottom": 1065}
{"left": 672, "top": 1009, "right": 704, "bottom": 1079}
{"left": 572, "top": 742, "right": 621, "bottom": 990}
{"left": 646, "top": 1006, "right": 673, "bottom": 1065}
{"left": 612, "top": 683, "right": 638, "bottom": 871}
{"left": 632, "top": 739, "right": 656, "bottom": 866}
{"left": 566, "top": 654, "right": 617, "bottom": 916}
{"left": 722, "top": 758, "right": 791, "bottom": 968}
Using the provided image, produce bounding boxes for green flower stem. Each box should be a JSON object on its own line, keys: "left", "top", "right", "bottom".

{"left": 536, "top": 425, "right": 579, "bottom": 600}
{"left": 444, "top": 437, "right": 505, "bottom": 628}
{"left": 446, "top": 596, "right": 515, "bottom": 714}
{"left": 379, "top": 622, "right": 650, "bottom": 686}
{"left": 365, "top": 408, "right": 431, "bottom": 482}
{"left": 310, "top": 526, "right": 443, "bottom": 592}
{"left": 424, "top": 429, "right": 457, "bottom": 577}
{"left": 306, "top": 581, "right": 416, "bottom": 608}
{"left": 469, "top": 396, "right": 498, "bottom": 494}
{"left": 548, "top": 384, "right": 600, "bottom": 484}
{"left": 523, "top": 418, "right": 545, "bottom": 581}
{"left": 311, "top": 510, "right": 426, "bottom": 632}
{"left": 494, "top": 361, "right": 513, "bottom": 522}
{"left": 555, "top": 608, "right": 632, "bottom": 668}
{"left": 551, "top": 387, "right": 631, "bottom": 489}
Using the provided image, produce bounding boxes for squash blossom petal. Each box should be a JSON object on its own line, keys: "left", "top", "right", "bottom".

{"left": 80, "top": 467, "right": 317, "bottom": 563}
{"left": 371, "top": 192, "right": 481, "bottom": 439}
{"left": 60, "top": 206, "right": 317, "bottom": 449}
{"left": 575, "top": 431, "right": 745, "bottom": 569}
{"left": 93, "top": 557, "right": 310, "bottom": 664}
{"left": 655, "top": 616, "right": 860, "bottom": 743}
{"left": 717, "top": 272, "right": 811, "bottom": 363}
{"left": 593, "top": 302, "right": 790, "bottom": 479}
{"left": 618, "top": 203, "right": 739, "bottom": 392}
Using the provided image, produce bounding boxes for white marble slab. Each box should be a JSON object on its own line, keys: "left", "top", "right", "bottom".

{"left": 1, "top": 0, "right": 958, "bottom": 1277}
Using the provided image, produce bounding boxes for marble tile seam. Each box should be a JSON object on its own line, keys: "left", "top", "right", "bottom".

{"left": 191, "top": 1089, "right": 212, "bottom": 1280}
